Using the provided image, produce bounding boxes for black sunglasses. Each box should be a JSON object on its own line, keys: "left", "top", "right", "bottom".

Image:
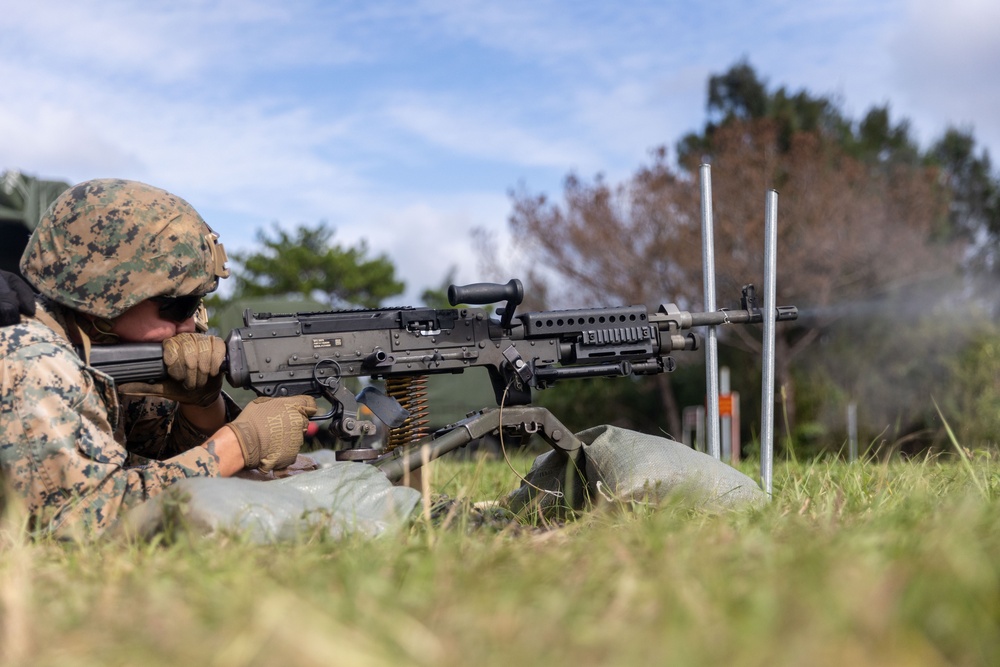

{"left": 151, "top": 294, "right": 204, "bottom": 322}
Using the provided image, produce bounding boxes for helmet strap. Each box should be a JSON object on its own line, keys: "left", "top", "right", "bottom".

{"left": 76, "top": 314, "right": 121, "bottom": 346}
{"left": 66, "top": 315, "right": 93, "bottom": 366}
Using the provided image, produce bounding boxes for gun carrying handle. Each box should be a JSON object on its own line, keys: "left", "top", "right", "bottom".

{"left": 447, "top": 279, "right": 523, "bottom": 307}
{"left": 448, "top": 279, "right": 524, "bottom": 330}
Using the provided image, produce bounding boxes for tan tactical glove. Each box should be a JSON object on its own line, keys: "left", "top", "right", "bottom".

{"left": 118, "top": 333, "right": 226, "bottom": 407}
{"left": 227, "top": 396, "right": 318, "bottom": 472}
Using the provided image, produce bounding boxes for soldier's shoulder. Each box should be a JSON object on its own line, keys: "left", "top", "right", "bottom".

{"left": 0, "top": 316, "right": 80, "bottom": 368}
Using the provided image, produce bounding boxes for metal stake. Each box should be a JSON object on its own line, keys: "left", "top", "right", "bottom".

{"left": 720, "top": 366, "right": 732, "bottom": 462}
{"left": 700, "top": 164, "right": 721, "bottom": 460}
{"left": 847, "top": 402, "right": 858, "bottom": 462}
{"left": 760, "top": 190, "right": 779, "bottom": 496}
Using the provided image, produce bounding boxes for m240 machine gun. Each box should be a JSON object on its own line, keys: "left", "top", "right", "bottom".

{"left": 90, "top": 279, "right": 797, "bottom": 480}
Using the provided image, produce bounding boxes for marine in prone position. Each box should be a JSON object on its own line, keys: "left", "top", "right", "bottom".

{"left": 0, "top": 179, "right": 316, "bottom": 537}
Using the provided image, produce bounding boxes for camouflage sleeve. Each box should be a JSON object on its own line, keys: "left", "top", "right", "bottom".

{"left": 0, "top": 341, "right": 220, "bottom": 538}
{"left": 121, "top": 395, "right": 182, "bottom": 460}
{"left": 123, "top": 392, "right": 243, "bottom": 461}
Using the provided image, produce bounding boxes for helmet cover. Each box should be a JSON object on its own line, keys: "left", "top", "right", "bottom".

{"left": 21, "top": 178, "right": 229, "bottom": 319}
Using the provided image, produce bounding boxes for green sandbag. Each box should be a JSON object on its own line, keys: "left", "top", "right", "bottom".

{"left": 112, "top": 462, "right": 420, "bottom": 543}
{"left": 506, "top": 425, "right": 765, "bottom": 514}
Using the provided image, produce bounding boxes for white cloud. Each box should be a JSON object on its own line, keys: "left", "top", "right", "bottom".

{"left": 382, "top": 93, "right": 601, "bottom": 170}
{"left": 415, "top": 0, "right": 603, "bottom": 64}
{"left": 376, "top": 194, "right": 511, "bottom": 297}
{"left": 890, "top": 0, "right": 1000, "bottom": 150}
{"left": 0, "top": 0, "right": 385, "bottom": 90}
{"left": 0, "top": 101, "right": 143, "bottom": 177}
{"left": 212, "top": 190, "right": 512, "bottom": 304}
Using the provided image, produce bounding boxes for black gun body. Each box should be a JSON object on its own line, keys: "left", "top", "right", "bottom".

{"left": 225, "top": 304, "right": 667, "bottom": 406}
{"left": 84, "top": 280, "right": 798, "bottom": 472}
{"left": 88, "top": 288, "right": 797, "bottom": 411}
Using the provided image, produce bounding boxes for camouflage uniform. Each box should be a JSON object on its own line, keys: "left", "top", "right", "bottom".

{"left": 0, "top": 179, "right": 230, "bottom": 538}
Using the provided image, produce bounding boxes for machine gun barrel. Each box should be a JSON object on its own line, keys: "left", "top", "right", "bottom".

{"left": 686, "top": 305, "right": 798, "bottom": 327}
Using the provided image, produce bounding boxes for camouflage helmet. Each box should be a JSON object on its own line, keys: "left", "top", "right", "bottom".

{"left": 20, "top": 178, "right": 230, "bottom": 319}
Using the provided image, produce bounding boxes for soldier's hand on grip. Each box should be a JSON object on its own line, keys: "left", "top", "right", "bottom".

{"left": 227, "top": 396, "right": 318, "bottom": 473}
{"left": 118, "top": 333, "right": 226, "bottom": 406}
{"left": 163, "top": 333, "right": 226, "bottom": 404}
{"left": 0, "top": 269, "right": 36, "bottom": 326}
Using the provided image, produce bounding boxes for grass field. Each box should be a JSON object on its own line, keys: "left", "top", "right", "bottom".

{"left": 2, "top": 451, "right": 1000, "bottom": 666}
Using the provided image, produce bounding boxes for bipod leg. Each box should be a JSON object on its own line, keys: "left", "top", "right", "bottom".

{"left": 373, "top": 406, "right": 583, "bottom": 483}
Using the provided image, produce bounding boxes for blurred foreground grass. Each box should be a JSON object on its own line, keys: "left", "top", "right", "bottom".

{"left": 3, "top": 453, "right": 1000, "bottom": 667}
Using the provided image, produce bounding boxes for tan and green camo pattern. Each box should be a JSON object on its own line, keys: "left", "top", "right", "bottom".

{"left": 0, "top": 301, "right": 221, "bottom": 538}
{"left": 20, "top": 178, "right": 228, "bottom": 319}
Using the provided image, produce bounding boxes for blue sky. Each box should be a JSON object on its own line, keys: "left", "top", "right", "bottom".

{"left": 3, "top": 0, "right": 999, "bottom": 302}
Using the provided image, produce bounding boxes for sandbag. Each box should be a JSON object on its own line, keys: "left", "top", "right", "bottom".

{"left": 112, "top": 461, "right": 420, "bottom": 543}
{"left": 506, "top": 424, "right": 765, "bottom": 514}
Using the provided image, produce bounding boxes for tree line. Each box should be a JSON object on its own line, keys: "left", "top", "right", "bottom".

{"left": 498, "top": 60, "right": 1000, "bottom": 455}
